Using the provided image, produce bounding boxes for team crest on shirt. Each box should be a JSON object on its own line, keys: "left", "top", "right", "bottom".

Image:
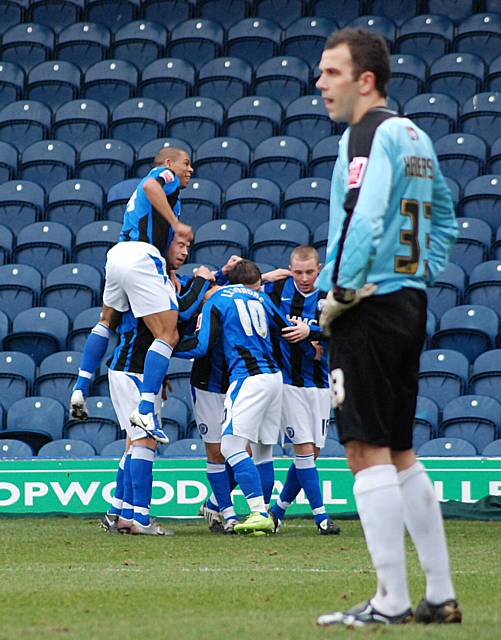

{"left": 348, "top": 156, "right": 368, "bottom": 189}
{"left": 198, "top": 423, "right": 208, "bottom": 436}
{"left": 159, "top": 168, "right": 175, "bottom": 182}
{"left": 286, "top": 426, "right": 295, "bottom": 439}
{"left": 406, "top": 126, "right": 419, "bottom": 140}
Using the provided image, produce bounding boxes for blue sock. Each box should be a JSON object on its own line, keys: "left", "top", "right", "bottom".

{"left": 73, "top": 322, "right": 113, "bottom": 396}
{"left": 131, "top": 445, "right": 155, "bottom": 527}
{"left": 295, "top": 454, "right": 327, "bottom": 525}
{"left": 256, "top": 460, "right": 275, "bottom": 506}
{"left": 272, "top": 462, "right": 301, "bottom": 520}
{"left": 108, "top": 452, "right": 126, "bottom": 516}
{"left": 121, "top": 452, "right": 133, "bottom": 521}
{"left": 138, "top": 339, "right": 173, "bottom": 415}
{"left": 207, "top": 463, "right": 234, "bottom": 513}
{"left": 228, "top": 453, "right": 266, "bottom": 514}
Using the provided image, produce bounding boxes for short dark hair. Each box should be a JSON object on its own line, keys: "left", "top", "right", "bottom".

{"left": 153, "top": 147, "right": 188, "bottom": 166}
{"left": 325, "top": 27, "right": 391, "bottom": 98}
{"left": 227, "top": 259, "right": 261, "bottom": 286}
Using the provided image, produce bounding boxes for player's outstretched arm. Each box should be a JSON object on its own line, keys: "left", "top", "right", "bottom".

{"left": 177, "top": 270, "right": 213, "bottom": 322}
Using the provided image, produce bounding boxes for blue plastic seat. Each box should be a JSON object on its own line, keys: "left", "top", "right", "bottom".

{"left": 84, "top": 0, "right": 140, "bottom": 29}
{"left": 460, "top": 93, "right": 501, "bottom": 147}
{"left": 29, "top": 0, "right": 84, "bottom": 33}
{"left": 160, "top": 438, "right": 204, "bottom": 457}
{"left": 20, "top": 140, "right": 76, "bottom": 192}
{"left": 42, "top": 263, "right": 102, "bottom": 318}
{"left": 487, "top": 137, "right": 501, "bottom": 174}
{"left": 0, "top": 264, "right": 42, "bottom": 321}
{"left": 427, "top": 54, "right": 485, "bottom": 104}
{"left": 83, "top": 59, "right": 138, "bottom": 110}
{"left": 111, "top": 20, "right": 166, "bottom": 69}
{"left": 34, "top": 350, "right": 82, "bottom": 405}
{"left": 310, "top": 0, "right": 361, "bottom": 26}
{"left": 366, "top": 0, "right": 419, "bottom": 27}
{"left": 432, "top": 305, "right": 498, "bottom": 363}
{"left": 347, "top": 15, "right": 396, "bottom": 48}
{"left": 38, "top": 438, "right": 96, "bottom": 457}
{"left": 426, "top": 309, "right": 437, "bottom": 347}
{"left": 167, "top": 19, "right": 224, "bottom": 69}
{"left": 281, "top": 17, "right": 336, "bottom": 67}
{"left": 318, "top": 439, "right": 345, "bottom": 457}
{"left": 397, "top": 15, "right": 454, "bottom": 66}
{"left": 47, "top": 179, "right": 104, "bottom": 231}
{"left": 428, "top": 0, "right": 475, "bottom": 22}
{"left": 134, "top": 138, "right": 193, "bottom": 178}
{"left": 55, "top": 22, "right": 111, "bottom": 72}
{"left": 486, "top": 55, "right": 501, "bottom": 92}
{"left": 13, "top": 222, "right": 72, "bottom": 277}
{"left": 7, "top": 396, "right": 65, "bottom": 441}
{"left": 0, "top": 140, "right": 17, "bottom": 184}
{"left": 166, "top": 97, "right": 224, "bottom": 148}
{"left": 5, "top": 307, "right": 70, "bottom": 365}
{"left": 251, "top": 219, "right": 310, "bottom": 267}
{"left": 179, "top": 178, "right": 221, "bottom": 230}
{"left": 434, "top": 133, "right": 486, "bottom": 190}
{"left": 104, "top": 178, "right": 140, "bottom": 221}
{"left": 225, "top": 96, "right": 282, "bottom": 148}
{"left": 445, "top": 176, "right": 460, "bottom": 206}
{"left": 161, "top": 395, "right": 190, "bottom": 436}
{"left": 67, "top": 306, "right": 103, "bottom": 351}
{"left": 469, "top": 349, "right": 501, "bottom": 399}
{"left": 0, "top": 23, "right": 54, "bottom": 72}
{"left": 403, "top": 93, "right": 458, "bottom": 142}
{"left": 482, "top": 438, "right": 501, "bottom": 456}
{"left": 0, "top": 224, "right": 14, "bottom": 264}
{"left": 194, "top": 137, "right": 250, "bottom": 192}
{"left": 460, "top": 175, "right": 501, "bottom": 232}
{"left": 466, "top": 261, "right": 501, "bottom": 316}
{"left": 440, "top": 395, "right": 501, "bottom": 452}
{"left": 389, "top": 54, "right": 427, "bottom": 106}
{"left": 191, "top": 220, "right": 250, "bottom": 264}
{"left": 226, "top": 18, "right": 281, "bottom": 69}
{"left": 419, "top": 348, "right": 469, "bottom": 410}
{"left": 312, "top": 220, "right": 328, "bottom": 263}
{"left": 0, "top": 100, "right": 52, "bottom": 153}
{"left": 255, "top": 0, "right": 301, "bottom": 29}
{"left": 251, "top": 136, "right": 308, "bottom": 192}
{"left": 494, "top": 222, "right": 501, "bottom": 260}
{"left": 197, "top": 0, "right": 249, "bottom": 29}
{"left": 54, "top": 99, "right": 109, "bottom": 152}
{"left": 0, "top": 309, "right": 7, "bottom": 346}
{"left": 254, "top": 56, "right": 309, "bottom": 109}
{"left": 282, "top": 178, "right": 330, "bottom": 231}
{"left": 0, "top": 351, "right": 36, "bottom": 410}
{"left": 0, "top": 439, "right": 33, "bottom": 458}
{"left": 450, "top": 217, "right": 491, "bottom": 274}
{"left": 454, "top": 12, "right": 501, "bottom": 64}
{"left": 197, "top": 57, "right": 252, "bottom": 110}
{"left": 413, "top": 396, "right": 440, "bottom": 450}
{"left": 140, "top": 58, "right": 195, "bottom": 110}
{"left": 427, "top": 263, "right": 465, "bottom": 319}
{"left": 222, "top": 178, "right": 280, "bottom": 233}
{"left": 417, "top": 437, "right": 477, "bottom": 456}
{"left": 0, "top": 61, "right": 24, "bottom": 111}
{"left": 110, "top": 98, "right": 165, "bottom": 150}
{"left": 283, "top": 95, "right": 335, "bottom": 150}
{"left": 64, "top": 395, "right": 119, "bottom": 450}
{"left": 0, "top": 0, "right": 26, "bottom": 35}
{"left": 100, "top": 438, "right": 127, "bottom": 456}
{"left": 0, "top": 180, "right": 45, "bottom": 234}
{"left": 142, "top": 0, "right": 191, "bottom": 30}
{"left": 73, "top": 220, "right": 122, "bottom": 268}
{"left": 78, "top": 139, "right": 134, "bottom": 192}
{"left": 27, "top": 60, "right": 81, "bottom": 109}
{"left": 310, "top": 135, "right": 342, "bottom": 180}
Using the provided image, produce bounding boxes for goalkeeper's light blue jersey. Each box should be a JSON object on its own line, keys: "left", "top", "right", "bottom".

{"left": 317, "top": 108, "right": 458, "bottom": 295}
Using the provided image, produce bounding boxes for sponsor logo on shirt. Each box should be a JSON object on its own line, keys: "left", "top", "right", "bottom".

{"left": 406, "top": 126, "right": 419, "bottom": 140}
{"left": 348, "top": 156, "right": 368, "bottom": 189}
{"left": 159, "top": 168, "right": 175, "bottom": 183}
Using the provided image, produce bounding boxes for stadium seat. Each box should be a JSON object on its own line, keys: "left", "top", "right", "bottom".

{"left": 281, "top": 17, "right": 336, "bottom": 67}
{"left": 250, "top": 136, "right": 308, "bottom": 192}
{"left": 160, "top": 438, "right": 204, "bottom": 457}
{"left": 140, "top": 58, "right": 195, "bottom": 110}
{"left": 47, "top": 179, "right": 104, "bottom": 231}
{"left": 224, "top": 96, "right": 282, "bottom": 148}
{"left": 83, "top": 59, "right": 138, "bottom": 110}
{"left": 403, "top": 94, "right": 458, "bottom": 142}
{"left": 0, "top": 100, "right": 52, "bottom": 153}
{"left": 41, "top": 263, "right": 102, "bottom": 319}
{"left": 67, "top": 306, "right": 102, "bottom": 351}
{"left": 0, "top": 224, "right": 14, "bottom": 264}
{"left": 54, "top": 99, "right": 109, "bottom": 152}
{"left": 454, "top": 12, "right": 501, "bottom": 64}
{"left": 0, "top": 439, "right": 33, "bottom": 458}
{"left": 428, "top": 0, "right": 476, "bottom": 23}
{"left": 427, "top": 54, "right": 485, "bottom": 105}
{"left": 0, "top": 309, "right": 7, "bottom": 347}
{"left": 283, "top": 96, "right": 335, "bottom": 150}
{"left": 28, "top": 0, "right": 84, "bottom": 32}
{"left": 366, "top": 0, "right": 419, "bottom": 27}
{"left": 460, "top": 175, "right": 501, "bottom": 231}
{"left": 318, "top": 439, "right": 345, "bottom": 457}
{"left": 161, "top": 396, "right": 190, "bottom": 437}
{"left": 197, "top": 57, "right": 252, "bottom": 110}
{"left": 440, "top": 395, "right": 501, "bottom": 453}
{"left": 0, "top": 23, "right": 55, "bottom": 72}
{"left": 197, "top": 0, "right": 249, "bottom": 29}
{"left": 494, "top": 223, "right": 501, "bottom": 260}
{"left": 466, "top": 261, "right": 501, "bottom": 316}
{"left": 84, "top": 0, "right": 140, "bottom": 30}
{"left": 486, "top": 54, "right": 501, "bottom": 92}
{"left": 12, "top": 222, "right": 72, "bottom": 277}
{"left": 418, "top": 348, "right": 469, "bottom": 411}
{"left": 469, "top": 349, "right": 501, "bottom": 398}
{"left": 282, "top": 178, "right": 330, "bottom": 231}
{"left": 389, "top": 54, "right": 427, "bottom": 106}
{"left": 432, "top": 305, "right": 498, "bottom": 363}
{"left": 134, "top": 137, "right": 193, "bottom": 178}
{"left": 449, "top": 218, "right": 491, "bottom": 274}
{"left": 0, "top": 351, "right": 36, "bottom": 410}
{"left": 141, "top": 0, "right": 191, "bottom": 29}
{"left": 27, "top": 60, "right": 81, "bottom": 110}
{"left": 6, "top": 396, "right": 65, "bottom": 442}
{"left": 426, "top": 262, "right": 465, "bottom": 319}
{"left": 0, "top": 264, "right": 42, "bottom": 321}
{"left": 179, "top": 179, "right": 221, "bottom": 230}
{"left": 434, "top": 133, "right": 487, "bottom": 190}
{"left": 194, "top": 137, "right": 250, "bottom": 192}
{"left": 413, "top": 396, "right": 440, "bottom": 450}
{"left": 444, "top": 177, "right": 460, "bottom": 206}
{"left": 312, "top": 220, "right": 328, "bottom": 263}
{"left": 191, "top": 220, "right": 250, "bottom": 264}
{"left": 347, "top": 16, "right": 396, "bottom": 48}
{"left": 166, "top": 97, "right": 224, "bottom": 147}
{"left": 426, "top": 309, "right": 437, "bottom": 347}
{"left": 482, "top": 438, "right": 501, "bottom": 456}
{"left": 20, "top": 140, "right": 76, "bottom": 193}
{"left": 255, "top": 0, "right": 301, "bottom": 29}
{"left": 459, "top": 93, "right": 501, "bottom": 147}
{"left": 417, "top": 437, "right": 477, "bottom": 456}
{"left": 487, "top": 137, "right": 501, "bottom": 174}
{"left": 92, "top": 361, "right": 110, "bottom": 397}
{"left": 0, "top": 0, "right": 25, "bottom": 35}
{"left": 64, "top": 395, "right": 119, "bottom": 451}
{"left": 34, "top": 350, "right": 82, "bottom": 406}
{"left": 310, "top": 135, "right": 342, "bottom": 180}
{"left": 0, "top": 180, "right": 45, "bottom": 234}
{"left": 100, "top": 438, "right": 126, "bottom": 456}
{"left": 38, "top": 438, "right": 96, "bottom": 457}
{"left": 111, "top": 20, "right": 166, "bottom": 69}
{"left": 310, "top": 0, "right": 361, "bottom": 26}
{"left": 167, "top": 19, "right": 224, "bottom": 69}
{"left": 253, "top": 56, "right": 310, "bottom": 109}
{"left": 0, "top": 141, "right": 17, "bottom": 183}
{"left": 78, "top": 139, "right": 134, "bottom": 192}
{"left": 110, "top": 98, "right": 165, "bottom": 150}
{"left": 251, "top": 220, "right": 310, "bottom": 266}
{"left": 73, "top": 220, "right": 122, "bottom": 268}
{"left": 222, "top": 178, "right": 280, "bottom": 232}
{"left": 226, "top": 18, "right": 281, "bottom": 69}
{"left": 55, "top": 22, "right": 111, "bottom": 72}
{"left": 104, "top": 178, "right": 140, "bottom": 221}
{"left": 397, "top": 15, "right": 454, "bottom": 66}
{"left": 0, "top": 61, "right": 24, "bottom": 111}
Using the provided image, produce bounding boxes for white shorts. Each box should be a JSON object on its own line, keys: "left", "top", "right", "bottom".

{"left": 192, "top": 387, "right": 226, "bottom": 443}
{"left": 103, "top": 241, "right": 178, "bottom": 318}
{"left": 222, "top": 372, "right": 283, "bottom": 445}
{"left": 281, "top": 384, "right": 331, "bottom": 448}
{"left": 108, "top": 369, "right": 162, "bottom": 441}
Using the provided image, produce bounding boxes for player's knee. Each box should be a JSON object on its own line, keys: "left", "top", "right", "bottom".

{"left": 205, "top": 442, "right": 224, "bottom": 464}
{"left": 100, "top": 306, "right": 122, "bottom": 331}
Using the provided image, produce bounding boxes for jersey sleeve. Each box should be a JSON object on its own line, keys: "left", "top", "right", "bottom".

{"left": 262, "top": 293, "right": 318, "bottom": 357}
{"left": 177, "top": 276, "right": 211, "bottom": 322}
{"left": 174, "top": 298, "right": 222, "bottom": 359}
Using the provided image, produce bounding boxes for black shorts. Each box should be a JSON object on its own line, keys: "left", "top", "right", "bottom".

{"left": 328, "top": 288, "right": 427, "bottom": 451}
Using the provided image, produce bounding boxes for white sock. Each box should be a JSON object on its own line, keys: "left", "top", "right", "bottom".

{"left": 353, "top": 464, "right": 411, "bottom": 616}
{"left": 398, "top": 461, "right": 456, "bottom": 604}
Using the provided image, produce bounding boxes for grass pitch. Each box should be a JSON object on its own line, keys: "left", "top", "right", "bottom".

{"left": 0, "top": 517, "right": 499, "bottom": 640}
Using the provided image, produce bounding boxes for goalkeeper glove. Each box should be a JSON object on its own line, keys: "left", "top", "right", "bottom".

{"left": 320, "top": 283, "right": 378, "bottom": 336}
